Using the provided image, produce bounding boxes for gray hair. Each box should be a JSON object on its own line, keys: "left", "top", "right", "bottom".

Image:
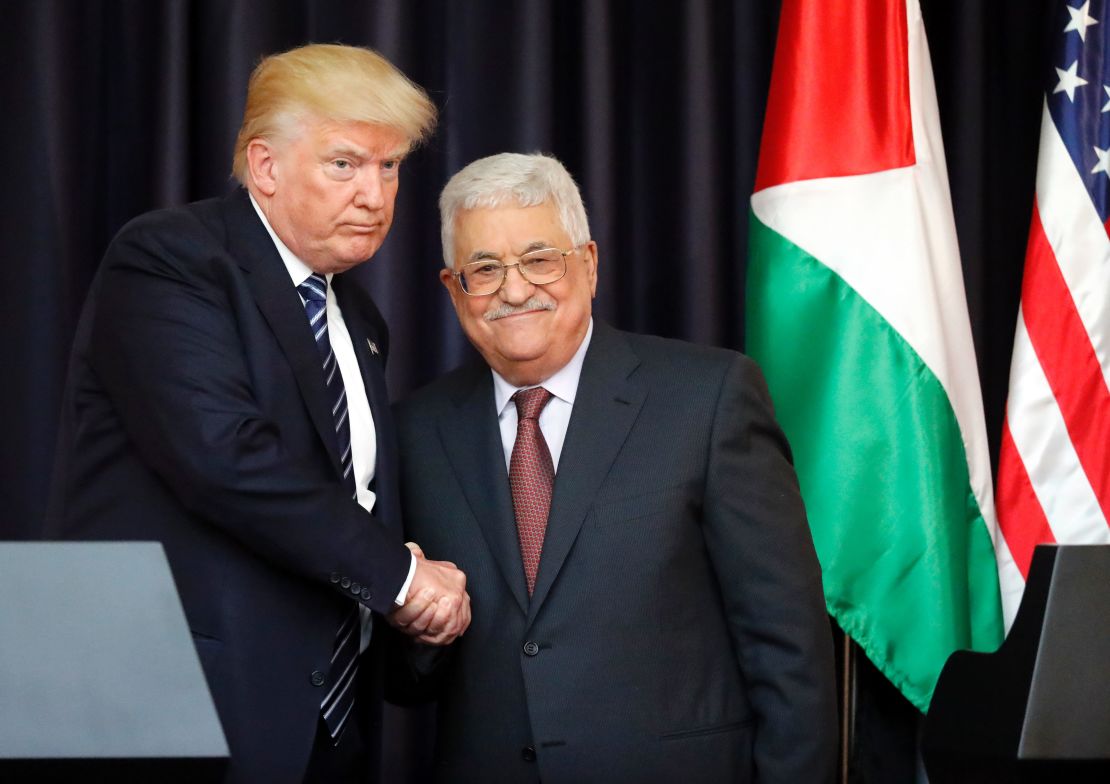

{"left": 438, "top": 153, "right": 591, "bottom": 267}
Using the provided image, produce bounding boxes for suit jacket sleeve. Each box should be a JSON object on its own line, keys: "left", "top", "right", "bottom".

{"left": 702, "top": 354, "right": 838, "bottom": 783}
{"left": 85, "top": 211, "right": 410, "bottom": 613}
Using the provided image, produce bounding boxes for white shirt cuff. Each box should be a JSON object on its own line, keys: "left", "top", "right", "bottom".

{"left": 394, "top": 551, "right": 417, "bottom": 606}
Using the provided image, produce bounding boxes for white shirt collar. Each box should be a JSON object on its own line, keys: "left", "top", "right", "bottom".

{"left": 248, "top": 192, "right": 327, "bottom": 288}
{"left": 492, "top": 318, "right": 594, "bottom": 415}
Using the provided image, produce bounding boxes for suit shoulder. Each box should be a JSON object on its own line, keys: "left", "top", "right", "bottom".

{"left": 618, "top": 329, "right": 758, "bottom": 377}
{"left": 106, "top": 196, "right": 232, "bottom": 271}
{"left": 113, "top": 196, "right": 227, "bottom": 243}
{"left": 395, "top": 362, "right": 485, "bottom": 422}
{"left": 607, "top": 329, "right": 773, "bottom": 413}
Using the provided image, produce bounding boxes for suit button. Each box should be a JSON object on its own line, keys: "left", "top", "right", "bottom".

{"left": 521, "top": 745, "right": 536, "bottom": 762}
{"left": 340, "top": 577, "right": 352, "bottom": 589}
{"left": 310, "top": 670, "right": 326, "bottom": 687}
{"left": 360, "top": 588, "right": 372, "bottom": 601}
{"left": 523, "top": 641, "right": 539, "bottom": 657}
{"left": 350, "top": 582, "right": 362, "bottom": 595}
{"left": 329, "top": 572, "right": 340, "bottom": 584}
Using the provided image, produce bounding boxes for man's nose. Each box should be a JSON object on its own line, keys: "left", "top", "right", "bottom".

{"left": 498, "top": 264, "right": 535, "bottom": 303}
{"left": 353, "top": 169, "right": 386, "bottom": 210}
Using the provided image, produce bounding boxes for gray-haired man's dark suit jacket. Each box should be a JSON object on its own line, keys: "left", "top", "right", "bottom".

{"left": 394, "top": 320, "right": 837, "bottom": 783}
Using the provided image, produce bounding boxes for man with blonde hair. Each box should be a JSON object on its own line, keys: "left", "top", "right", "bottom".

{"left": 46, "top": 43, "right": 468, "bottom": 783}
{"left": 395, "top": 152, "right": 837, "bottom": 782}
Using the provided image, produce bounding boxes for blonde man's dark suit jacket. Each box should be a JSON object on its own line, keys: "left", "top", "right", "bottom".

{"left": 394, "top": 320, "right": 837, "bottom": 783}
{"left": 45, "top": 189, "right": 410, "bottom": 784}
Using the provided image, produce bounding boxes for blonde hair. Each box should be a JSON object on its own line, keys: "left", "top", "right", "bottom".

{"left": 232, "top": 43, "right": 437, "bottom": 184}
{"left": 438, "top": 153, "right": 591, "bottom": 267}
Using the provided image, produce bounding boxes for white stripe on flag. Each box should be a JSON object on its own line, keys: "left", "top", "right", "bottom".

{"left": 1035, "top": 100, "right": 1110, "bottom": 388}
{"left": 1007, "top": 311, "right": 1110, "bottom": 545}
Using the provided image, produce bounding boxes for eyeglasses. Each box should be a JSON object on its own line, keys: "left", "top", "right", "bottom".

{"left": 452, "top": 246, "right": 581, "bottom": 296}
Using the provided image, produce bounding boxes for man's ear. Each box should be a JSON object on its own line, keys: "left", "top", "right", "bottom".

{"left": 582, "top": 241, "right": 600, "bottom": 297}
{"left": 246, "top": 138, "right": 279, "bottom": 197}
{"left": 439, "top": 267, "right": 462, "bottom": 305}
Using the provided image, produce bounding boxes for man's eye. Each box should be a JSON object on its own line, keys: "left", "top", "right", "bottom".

{"left": 382, "top": 159, "right": 400, "bottom": 171}
{"left": 523, "top": 255, "right": 557, "bottom": 271}
{"left": 473, "top": 263, "right": 501, "bottom": 276}
{"left": 333, "top": 160, "right": 351, "bottom": 169}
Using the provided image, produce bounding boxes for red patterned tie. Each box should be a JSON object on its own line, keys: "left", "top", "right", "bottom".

{"left": 509, "top": 387, "right": 555, "bottom": 595}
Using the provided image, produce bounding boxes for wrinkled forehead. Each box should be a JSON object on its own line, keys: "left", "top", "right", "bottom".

{"left": 453, "top": 202, "right": 569, "bottom": 251}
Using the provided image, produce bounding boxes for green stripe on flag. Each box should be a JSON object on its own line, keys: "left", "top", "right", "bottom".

{"left": 746, "top": 210, "right": 1003, "bottom": 711}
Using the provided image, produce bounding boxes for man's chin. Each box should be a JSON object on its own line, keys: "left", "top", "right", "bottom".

{"left": 303, "top": 243, "right": 377, "bottom": 273}
{"left": 309, "top": 259, "right": 365, "bottom": 275}
{"left": 486, "top": 324, "right": 551, "bottom": 355}
{"left": 479, "top": 338, "right": 547, "bottom": 369}
{"left": 334, "top": 239, "right": 383, "bottom": 268}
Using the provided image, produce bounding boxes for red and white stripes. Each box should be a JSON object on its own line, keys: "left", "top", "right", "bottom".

{"left": 996, "top": 100, "right": 1110, "bottom": 624}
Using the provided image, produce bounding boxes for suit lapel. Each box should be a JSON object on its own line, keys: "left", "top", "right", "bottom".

{"left": 223, "top": 190, "right": 345, "bottom": 477}
{"left": 333, "top": 276, "right": 401, "bottom": 538}
{"left": 439, "top": 365, "right": 530, "bottom": 615}
{"left": 527, "top": 322, "right": 647, "bottom": 624}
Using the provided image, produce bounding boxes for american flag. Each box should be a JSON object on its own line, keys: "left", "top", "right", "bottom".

{"left": 996, "top": 0, "right": 1110, "bottom": 624}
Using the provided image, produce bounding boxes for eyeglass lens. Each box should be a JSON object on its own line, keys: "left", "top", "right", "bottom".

{"left": 460, "top": 249, "right": 566, "bottom": 294}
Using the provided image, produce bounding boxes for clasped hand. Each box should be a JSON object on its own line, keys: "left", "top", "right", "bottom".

{"left": 388, "top": 542, "right": 471, "bottom": 645}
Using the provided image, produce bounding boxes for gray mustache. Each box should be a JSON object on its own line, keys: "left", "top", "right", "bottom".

{"left": 484, "top": 298, "right": 556, "bottom": 321}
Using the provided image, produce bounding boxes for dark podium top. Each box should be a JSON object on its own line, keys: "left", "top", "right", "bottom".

{"left": 0, "top": 542, "right": 228, "bottom": 782}
{"left": 923, "top": 544, "right": 1110, "bottom": 783}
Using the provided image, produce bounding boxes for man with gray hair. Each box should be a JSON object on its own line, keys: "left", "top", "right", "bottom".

{"left": 45, "top": 44, "right": 469, "bottom": 783}
{"left": 394, "top": 152, "right": 837, "bottom": 782}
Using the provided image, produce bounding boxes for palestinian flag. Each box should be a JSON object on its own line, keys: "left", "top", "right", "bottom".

{"left": 746, "top": 0, "right": 1007, "bottom": 711}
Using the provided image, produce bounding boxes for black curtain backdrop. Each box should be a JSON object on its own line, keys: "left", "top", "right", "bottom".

{"left": 0, "top": 0, "right": 1058, "bottom": 780}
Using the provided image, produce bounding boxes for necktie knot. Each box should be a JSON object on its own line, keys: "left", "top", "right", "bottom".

{"left": 513, "top": 387, "right": 553, "bottom": 421}
{"left": 298, "top": 273, "right": 328, "bottom": 304}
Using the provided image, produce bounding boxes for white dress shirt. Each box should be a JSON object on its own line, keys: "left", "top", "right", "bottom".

{"left": 492, "top": 318, "right": 594, "bottom": 473}
{"left": 249, "top": 195, "right": 414, "bottom": 649}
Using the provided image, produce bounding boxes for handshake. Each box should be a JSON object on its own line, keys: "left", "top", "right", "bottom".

{"left": 388, "top": 542, "right": 471, "bottom": 646}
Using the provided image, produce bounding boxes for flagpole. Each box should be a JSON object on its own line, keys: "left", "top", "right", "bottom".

{"left": 840, "top": 633, "right": 857, "bottom": 784}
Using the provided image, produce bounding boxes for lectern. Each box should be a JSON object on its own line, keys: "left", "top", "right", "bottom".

{"left": 0, "top": 542, "right": 228, "bottom": 782}
{"left": 923, "top": 544, "right": 1110, "bottom": 783}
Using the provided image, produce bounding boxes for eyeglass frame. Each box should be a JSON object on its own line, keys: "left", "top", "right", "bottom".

{"left": 449, "top": 245, "right": 584, "bottom": 296}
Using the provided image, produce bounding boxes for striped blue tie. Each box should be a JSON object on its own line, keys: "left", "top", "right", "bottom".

{"left": 297, "top": 273, "right": 360, "bottom": 741}
{"left": 298, "top": 274, "right": 356, "bottom": 498}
